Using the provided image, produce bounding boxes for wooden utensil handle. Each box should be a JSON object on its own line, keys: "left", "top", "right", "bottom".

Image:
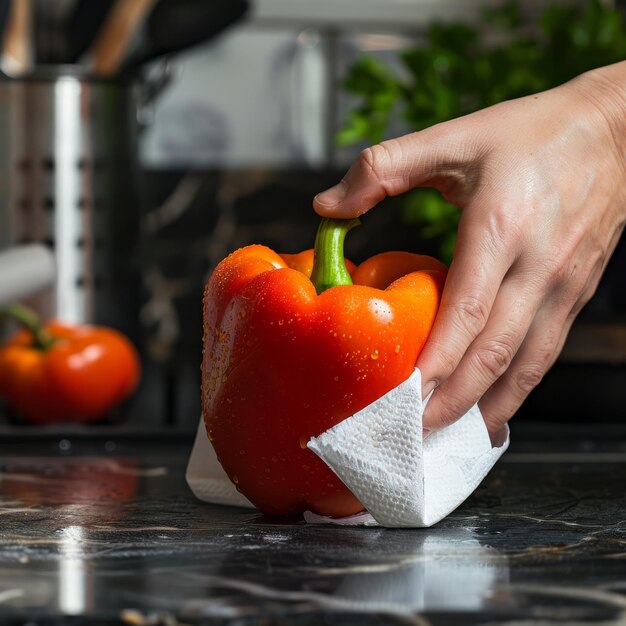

{"left": 89, "top": 0, "right": 157, "bottom": 76}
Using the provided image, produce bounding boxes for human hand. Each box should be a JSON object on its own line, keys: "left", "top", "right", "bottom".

{"left": 314, "top": 62, "right": 626, "bottom": 438}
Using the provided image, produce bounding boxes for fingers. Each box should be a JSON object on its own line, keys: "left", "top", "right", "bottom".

{"left": 418, "top": 178, "right": 616, "bottom": 435}
{"left": 421, "top": 270, "right": 544, "bottom": 432}
{"left": 313, "top": 126, "right": 473, "bottom": 218}
{"left": 435, "top": 252, "right": 606, "bottom": 436}
{"left": 416, "top": 206, "right": 518, "bottom": 404}
{"left": 478, "top": 308, "right": 573, "bottom": 435}
{"left": 420, "top": 248, "right": 603, "bottom": 435}
{"left": 478, "top": 260, "right": 607, "bottom": 434}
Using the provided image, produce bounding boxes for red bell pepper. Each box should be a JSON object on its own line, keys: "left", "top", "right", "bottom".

{"left": 0, "top": 306, "right": 140, "bottom": 424}
{"left": 202, "top": 218, "right": 446, "bottom": 517}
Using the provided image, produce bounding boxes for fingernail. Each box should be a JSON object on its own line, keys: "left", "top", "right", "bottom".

{"left": 314, "top": 180, "right": 348, "bottom": 210}
{"left": 422, "top": 380, "right": 438, "bottom": 399}
{"left": 488, "top": 425, "right": 509, "bottom": 448}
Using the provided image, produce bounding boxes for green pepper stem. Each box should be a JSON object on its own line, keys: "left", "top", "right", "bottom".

{"left": 310, "top": 217, "right": 360, "bottom": 295}
{"left": 0, "top": 304, "right": 55, "bottom": 351}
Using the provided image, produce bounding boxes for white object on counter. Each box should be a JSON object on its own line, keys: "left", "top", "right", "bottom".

{"left": 0, "top": 245, "right": 56, "bottom": 308}
{"left": 307, "top": 369, "right": 508, "bottom": 527}
{"left": 186, "top": 368, "right": 509, "bottom": 528}
{"left": 186, "top": 419, "right": 253, "bottom": 509}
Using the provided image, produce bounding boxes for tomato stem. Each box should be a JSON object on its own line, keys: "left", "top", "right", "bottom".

{"left": 311, "top": 217, "right": 360, "bottom": 295}
{"left": 0, "top": 304, "right": 56, "bottom": 351}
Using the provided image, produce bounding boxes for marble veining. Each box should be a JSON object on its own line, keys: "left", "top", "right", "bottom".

{"left": 0, "top": 441, "right": 625, "bottom": 625}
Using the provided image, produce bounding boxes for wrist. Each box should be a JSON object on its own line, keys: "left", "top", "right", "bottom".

{"left": 569, "top": 61, "right": 626, "bottom": 169}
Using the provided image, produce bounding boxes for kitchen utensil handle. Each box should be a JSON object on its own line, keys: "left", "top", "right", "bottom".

{"left": 1, "top": 0, "right": 33, "bottom": 77}
{"left": 87, "top": 0, "right": 157, "bottom": 76}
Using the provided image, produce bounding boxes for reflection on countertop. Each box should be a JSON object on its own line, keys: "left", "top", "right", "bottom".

{"left": 0, "top": 438, "right": 625, "bottom": 625}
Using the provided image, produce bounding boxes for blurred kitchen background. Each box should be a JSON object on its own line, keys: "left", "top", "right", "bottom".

{"left": 0, "top": 0, "right": 625, "bottom": 440}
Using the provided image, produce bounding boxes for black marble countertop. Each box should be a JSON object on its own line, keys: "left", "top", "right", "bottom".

{"left": 1, "top": 431, "right": 625, "bottom": 626}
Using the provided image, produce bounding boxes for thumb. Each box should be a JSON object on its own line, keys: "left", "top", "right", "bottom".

{"left": 313, "top": 126, "right": 469, "bottom": 218}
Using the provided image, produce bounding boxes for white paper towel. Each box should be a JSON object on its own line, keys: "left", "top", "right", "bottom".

{"left": 186, "top": 368, "right": 509, "bottom": 527}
